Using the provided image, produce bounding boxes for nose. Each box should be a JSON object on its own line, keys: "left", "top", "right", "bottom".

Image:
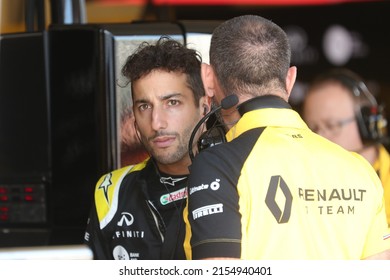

{"left": 151, "top": 106, "right": 168, "bottom": 131}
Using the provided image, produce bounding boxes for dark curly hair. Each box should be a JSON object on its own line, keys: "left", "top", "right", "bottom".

{"left": 121, "top": 36, "right": 205, "bottom": 105}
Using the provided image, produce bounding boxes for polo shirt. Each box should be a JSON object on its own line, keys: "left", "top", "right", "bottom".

{"left": 184, "top": 96, "right": 390, "bottom": 259}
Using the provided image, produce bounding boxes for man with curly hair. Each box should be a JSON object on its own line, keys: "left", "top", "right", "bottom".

{"left": 85, "top": 37, "right": 210, "bottom": 260}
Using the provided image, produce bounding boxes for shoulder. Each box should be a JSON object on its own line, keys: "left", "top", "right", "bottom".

{"left": 197, "top": 127, "right": 263, "bottom": 160}
{"left": 93, "top": 159, "right": 150, "bottom": 227}
{"left": 96, "top": 160, "right": 147, "bottom": 188}
{"left": 94, "top": 159, "right": 149, "bottom": 206}
{"left": 190, "top": 129, "right": 260, "bottom": 180}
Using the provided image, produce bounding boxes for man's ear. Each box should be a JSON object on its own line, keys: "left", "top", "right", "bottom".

{"left": 199, "top": 95, "right": 212, "bottom": 116}
{"left": 286, "top": 66, "right": 297, "bottom": 98}
{"left": 201, "top": 63, "right": 215, "bottom": 99}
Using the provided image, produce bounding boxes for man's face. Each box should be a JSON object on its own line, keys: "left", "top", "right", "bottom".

{"left": 302, "top": 82, "right": 364, "bottom": 152}
{"left": 132, "top": 70, "right": 204, "bottom": 170}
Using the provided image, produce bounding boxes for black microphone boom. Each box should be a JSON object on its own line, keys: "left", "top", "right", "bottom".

{"left": 188, "top": 94, "right": 239, "bottom": 161}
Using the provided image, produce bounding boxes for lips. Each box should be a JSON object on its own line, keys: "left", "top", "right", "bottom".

{"left": 152, "top": 136, "right": 176, "bottom": 148}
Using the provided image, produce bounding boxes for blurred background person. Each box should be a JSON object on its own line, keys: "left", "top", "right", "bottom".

{"left": 302, "top": 68, "right": 390, "bottom": 227}
{"left": 120, "top": 108, "right": 148, "bottom": 166}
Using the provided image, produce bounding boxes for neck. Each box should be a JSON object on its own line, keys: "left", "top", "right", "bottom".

{"left": 154, "top": 158, "right": 191, "bottom": 175}
{"left": 221, "top": 94, "right": 291, "bottom": 130}
{"left": 237, "top": 95, "right": 291, "bottom": 115}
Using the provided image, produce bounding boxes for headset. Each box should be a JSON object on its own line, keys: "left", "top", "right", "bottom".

{"left": 316, "top": 69, "right": 388, "bottom": 145}
{"left": 188, "top": 94, "right": 239, "bottom": 161}
{"left": 188, "top": 94, "right": 292, "bottom": 161}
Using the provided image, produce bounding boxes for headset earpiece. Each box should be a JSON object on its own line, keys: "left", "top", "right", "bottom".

{"left": 358, "top": 104, "right": 387, "bottom": 143}
{"left": 325, "top": 69, "right": 388, "bottom": 144}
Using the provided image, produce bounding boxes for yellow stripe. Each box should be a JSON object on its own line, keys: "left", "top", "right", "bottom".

{"left": 95, "top": 159, "right": 149, "bottom": 224}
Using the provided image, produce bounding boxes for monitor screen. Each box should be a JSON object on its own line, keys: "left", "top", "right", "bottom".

{"left": 0, "top": 32, "right": 50, "bottom": 181}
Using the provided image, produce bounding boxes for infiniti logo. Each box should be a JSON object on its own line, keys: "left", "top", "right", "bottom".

{"left": 117, "top": 212, "right": 134, "bottom": 227}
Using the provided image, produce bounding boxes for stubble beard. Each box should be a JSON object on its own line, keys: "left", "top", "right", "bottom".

{"left": 146, "top": 124, "right": 195, "bottom": 165}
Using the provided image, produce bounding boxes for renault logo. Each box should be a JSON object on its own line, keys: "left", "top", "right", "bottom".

{"left": 265, "top": 175, "right": 293, "bottom": 223}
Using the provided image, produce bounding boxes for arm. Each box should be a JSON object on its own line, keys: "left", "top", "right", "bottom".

{"left": 84, "top": 174, "right": 115, "bottom": 260}
{"left": 187, "top": 147, "right": 242, "bottom": 259}
{"left": 363, "top": 249, "right": 390, "bottom": 260}
{"left": 84, "top": 199, "right": 109, "bottom": 259}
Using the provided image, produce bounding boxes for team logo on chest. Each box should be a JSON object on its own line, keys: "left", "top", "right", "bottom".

{"left": 160, "top": 187, "right": 188, "bottom": 206}
{"left": 114, "top": 212, "right": 145, "bottom": 239}
{"left": 117, "top": 212, "right": 134, "bottom": 227}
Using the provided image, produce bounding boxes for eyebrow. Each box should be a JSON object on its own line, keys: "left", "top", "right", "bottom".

{"left": 161, "top": 92, "right": 183, "bottom": 100}
{"left": 133, "top": 92, "right": 183, "bottom": 105}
